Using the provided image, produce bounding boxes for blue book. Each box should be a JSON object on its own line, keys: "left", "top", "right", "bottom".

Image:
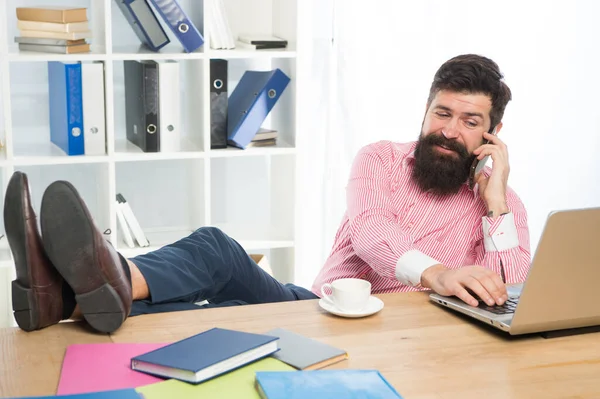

{"left": 6, "top": 388, "right": 142, "bottom": 399}
{"left": 48, "top": 61, "right": 84, "bottom": 156}
{"left": 114, "top": 0, "right": 170, "bottom": 52}
{"left": 227, "top": 69, "right": 291, "bottom": 149}
{"left": 147, "top": 0, "right": 204, "bottom": 52}
{"left": 255, "top": 370, "right": 404, "bottom": 399}
{"left": 131, "top": 327, "right": 279, "bottom": 384}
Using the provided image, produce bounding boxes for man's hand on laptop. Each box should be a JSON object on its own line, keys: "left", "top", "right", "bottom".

{"left": 421, "top": 264, "right": 508, "bottom": 307}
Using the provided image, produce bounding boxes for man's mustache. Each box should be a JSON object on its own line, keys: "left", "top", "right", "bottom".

{"left": 423, "top": 134, "right": 469, "bottom": 158}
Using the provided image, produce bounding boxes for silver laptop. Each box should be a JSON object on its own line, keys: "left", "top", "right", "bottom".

{"left": 430, "top": 207, "right": 600, "bottom": 335}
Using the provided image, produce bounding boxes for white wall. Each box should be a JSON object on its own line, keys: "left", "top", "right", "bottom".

{"left": 295, "top": 0, "right": 600, "bottom": 286}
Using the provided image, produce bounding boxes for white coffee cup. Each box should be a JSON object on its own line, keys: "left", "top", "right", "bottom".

{"left": 321, "top": 278, "right": 371, "bottom": 312}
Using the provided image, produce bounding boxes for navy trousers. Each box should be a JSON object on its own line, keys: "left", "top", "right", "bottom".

{"left": 129, "top": 227, "right": 318, "bottom": 316}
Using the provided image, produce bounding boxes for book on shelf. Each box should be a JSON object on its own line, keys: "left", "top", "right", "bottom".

{"left": 208, "top": 0, "right": 235, "bottom": 49}
{"left": 17, "top": 20, "right": 89, "bottom": 33}
{"left": 237, "top": 34, "right": 288, "bottom": 51}
{"left": 235, "top": 41, "right": 287, "bottom": 51}
{"left": 238, "top": 34, "right": 288, "bottom": 46}
{"left": 15, "top": 37, "right": 86, "bottom": 46}
{"left": 246, "top": 138, "right": 277, "bottom": 148}
{"left": 19, "top": 29, "right": 92, "bottom": 41}
{"left": 16, "top": 6, "right": 88, "bottom": 23}
{"left": 116, "top": 194, "right": 149, "bottom": 248}
{"left": 253, "top": 128, "right": 278, "bottom": 141}
{"left": 131, "top": 328, "right": 279, "bottom": 384}
{"left": 18, "top": 42, "right": 90, "bottom": 54}
{"left": 115, "top": 201, "right": 135, "bottom": 249}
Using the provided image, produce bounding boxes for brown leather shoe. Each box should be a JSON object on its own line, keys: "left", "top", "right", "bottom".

{"left": 40, "top": 180, "right": 132, "bottom": 333}
{"left": 4, "top": 172, "right": 75, "bottom": 331}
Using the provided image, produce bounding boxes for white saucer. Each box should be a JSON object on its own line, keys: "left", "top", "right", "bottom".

{"left": 319, "top": 296, "right": 384, "bottom": 318}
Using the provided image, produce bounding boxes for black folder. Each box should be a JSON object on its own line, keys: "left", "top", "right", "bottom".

{"left": 124, "top": 60, "right": 160, "bottom": 152}
{"left": 210, "top": 59, "right": 228, "bottom": 149}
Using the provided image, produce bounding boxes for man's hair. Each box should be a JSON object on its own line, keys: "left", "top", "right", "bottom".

{"left": 427, "top": 54, "right": 512, "bottom": 131}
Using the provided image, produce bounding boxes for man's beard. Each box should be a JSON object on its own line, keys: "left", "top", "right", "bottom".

{"left": 412, "top": 133, "right": 475, "bottom": 196}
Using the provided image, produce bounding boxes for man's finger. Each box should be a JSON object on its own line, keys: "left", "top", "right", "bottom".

{"left": 475, "top": 273, "right": 507, "bottom": 305}
{"left": 453, "top": 285, "right": 479, "bottom": 307}
{"left": 462, "top": 278, "right": 495, "bottom": 306}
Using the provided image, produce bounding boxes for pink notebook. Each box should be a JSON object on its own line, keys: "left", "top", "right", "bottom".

{"left": 57, "top": 343, "right": 168, "bottom": 395}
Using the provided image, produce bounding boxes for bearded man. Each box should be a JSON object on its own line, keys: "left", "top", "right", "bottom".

{"left": 5, "top": 54, "right": 529, "bottom": 334}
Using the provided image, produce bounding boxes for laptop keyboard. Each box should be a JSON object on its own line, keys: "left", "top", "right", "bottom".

{"left": 477, "top": 297, "right": 520, "bottom": 314}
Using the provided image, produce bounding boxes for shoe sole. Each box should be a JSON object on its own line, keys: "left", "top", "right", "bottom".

{"left": 5, "top": 174, "right": 40, "bottom": 331}
{"left": 41, "top": 181, "right": 126, "bottom": 333}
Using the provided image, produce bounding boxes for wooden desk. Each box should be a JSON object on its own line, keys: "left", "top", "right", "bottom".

{"left": 1, "top": 292, "right": 599, "bottom": 399}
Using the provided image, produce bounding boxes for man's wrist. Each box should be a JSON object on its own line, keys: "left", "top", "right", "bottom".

{"left": 486, "top": 200, "right": 509, "bottom": 219}
{"left": 420, "top": 264, "right": 447, "bottom": 288}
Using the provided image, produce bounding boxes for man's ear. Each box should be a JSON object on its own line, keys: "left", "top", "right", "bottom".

{"left": 493, "top": 122, "right": 504, "bottom": 135}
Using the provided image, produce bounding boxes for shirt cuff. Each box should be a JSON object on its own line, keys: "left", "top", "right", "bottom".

{"left": 395, "top": 249, "right": 441, "bottom": 286}
{"left": 482, "top": 212, "right": 519, "bottom": 252}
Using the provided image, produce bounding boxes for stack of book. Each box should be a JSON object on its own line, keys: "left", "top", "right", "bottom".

{"left": 248, "top": 128, "right": 278, "bottom": 148}
{"left": 15, "top": 6, "right": 92, "bottom": 54}
{"left": 236, "top": 34, "right": 288, "bottom": 50}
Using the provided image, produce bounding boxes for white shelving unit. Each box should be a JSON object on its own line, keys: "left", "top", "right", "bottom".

{"left": 0, "top": 0, "right": 300, "bottom": 326}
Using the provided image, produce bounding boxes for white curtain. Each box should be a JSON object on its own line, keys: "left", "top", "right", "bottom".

{"left": 295, "top": 0, "right": 600, "bottom": 287}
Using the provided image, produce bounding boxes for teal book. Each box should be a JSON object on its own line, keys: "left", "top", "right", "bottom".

{"left": 255, "top": 370, "right": 403, "bottom": 399}
{"left": 6, "top": 388, "right": 142, "bottom": 398}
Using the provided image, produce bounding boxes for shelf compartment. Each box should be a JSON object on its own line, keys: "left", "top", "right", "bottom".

{"left": 5, "top": 0, "right": 108, "bottom": 57}
{"left": 112, "top": 59, "right": 207, "bottom": 156}
{"left": 210, "top": 155, "right": 295, "bottom": 244}
{"left": 110, "top": 0, "right": 205, "bottom": 57}
{"left": 220, "top": 57, "right": 297, "bottom": 150}
{"left": 14, "top": 163, "right": 112, "bottom": 234}
{"left": 114, "top": 158, "right": 206, "bottom": 250}
{"left": 9, "top": 61, "right": 110, "bottom": 160}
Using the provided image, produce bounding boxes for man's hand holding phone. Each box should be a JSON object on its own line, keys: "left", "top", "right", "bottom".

{"left": 473, "top": 131, "right": 511, "bottom": 218}
{"left": 421, "top": 264, "right": 508, "bottom": 307}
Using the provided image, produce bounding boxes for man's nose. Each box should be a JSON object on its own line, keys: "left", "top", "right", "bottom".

{"left": 441, "top": 120, "right": 460, "bottom": 139}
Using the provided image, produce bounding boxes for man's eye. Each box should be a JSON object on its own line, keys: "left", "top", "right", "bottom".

{"left": 465, "top": 121, "right": 478, "bottom": 127}
{"left": 436, "top": 112, "right": 449, "bottom": 118}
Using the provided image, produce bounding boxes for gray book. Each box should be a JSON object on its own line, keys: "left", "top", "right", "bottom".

{"left": 15, "top": 36, "right": 86, "bottom": 46}
{"left": 18, "top": 43, "right": 90, "bottom": 54}
{"left": 266, "top": 328, "right": 348, "bottom": 370}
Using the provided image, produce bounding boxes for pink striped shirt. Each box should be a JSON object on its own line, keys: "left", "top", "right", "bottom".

{"left": 311, "top": 141, "right": 531, "bottom": 295}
